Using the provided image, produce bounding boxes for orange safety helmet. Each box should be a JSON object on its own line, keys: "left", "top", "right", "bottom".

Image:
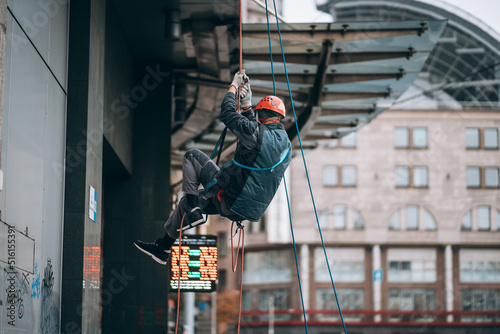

{"left": 255, "top": 96, "right": 286, "bottom": 118}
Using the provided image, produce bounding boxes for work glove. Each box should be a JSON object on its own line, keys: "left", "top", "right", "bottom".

{"left": 230, "top": 69, "right": 249, "bottom": 90}
{"left": 240, "top": 83, "right": 252, "bottom": 108}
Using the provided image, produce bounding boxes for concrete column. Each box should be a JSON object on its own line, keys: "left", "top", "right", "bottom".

{"left": 300, "top": 244, "right": 310, "bottom": 310}
{"left": 61, "top": 0, "right": 106, "bottom": 332}
{"left": 372, "top": 245, "right": 382, "bottom": 322}
{"left": 445, "top": 245, "right": 454, "bottom": 322}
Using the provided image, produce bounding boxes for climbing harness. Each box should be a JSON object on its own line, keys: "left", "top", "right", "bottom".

{"left": 266, "top": 0, "right": 349, "bottom": 332}
{"left": 232, "top": 146, "right": 290, "bottom": 172}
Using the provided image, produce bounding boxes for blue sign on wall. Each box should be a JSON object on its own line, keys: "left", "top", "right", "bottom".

{"left": 89, "top": 186, "right": 97, "bottom": 222}
{"left": 373, "top": 269, "right": 383, "bottom": 281}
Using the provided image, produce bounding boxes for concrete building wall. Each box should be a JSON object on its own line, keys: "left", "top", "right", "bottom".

{"left": 0, "top": 0, "right": 68, "bottom": 332}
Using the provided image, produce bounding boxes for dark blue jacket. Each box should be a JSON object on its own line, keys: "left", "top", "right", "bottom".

{"left": 216, "top": 92, "right": 291, "bottom": 222}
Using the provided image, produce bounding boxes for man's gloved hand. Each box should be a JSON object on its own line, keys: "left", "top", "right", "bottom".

{"left": 230, "top": 70, "right": 248, "bottom": 90}
{"left": 240, "top": 83, "right": 252, "bottom": 108}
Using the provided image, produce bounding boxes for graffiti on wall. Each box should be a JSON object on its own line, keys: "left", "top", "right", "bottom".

{"left": 40, "top": 258, "right": 59, "bottom": 333}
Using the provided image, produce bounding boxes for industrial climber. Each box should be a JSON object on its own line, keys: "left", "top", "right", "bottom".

{"left": 134, "top": 70, "right": 292, "bottom": 265}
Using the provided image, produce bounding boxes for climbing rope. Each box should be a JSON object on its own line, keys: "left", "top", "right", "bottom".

{"left": 174, "top": 212, "right": 186, "bottom": 334}
{"left": 267, "top": 0, "right": 349, "bottom": 332}
{"left": 230, "top": 221, "right": 245, "bottom": 334}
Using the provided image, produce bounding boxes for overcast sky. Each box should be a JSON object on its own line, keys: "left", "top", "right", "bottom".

{"left": 283, "top": 0, "right": 500, "bottom": 36}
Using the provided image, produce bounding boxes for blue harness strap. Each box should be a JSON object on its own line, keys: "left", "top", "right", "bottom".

{"left": 231, "top": 147, "right": 290, "bottom": 172}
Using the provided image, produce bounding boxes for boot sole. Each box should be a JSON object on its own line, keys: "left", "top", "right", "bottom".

{"left": 134, "top": 242, "right": 169, "bottom": 265}
{"left": 177, "top": 218, "right": 206, "bottom": 231}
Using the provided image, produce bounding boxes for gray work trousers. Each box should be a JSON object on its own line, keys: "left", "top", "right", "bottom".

{"left": 164, "top": 149, "right": 219, "bottom": 238}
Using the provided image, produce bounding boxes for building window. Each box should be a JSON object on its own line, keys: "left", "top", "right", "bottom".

{"left": 333, "top": 205, "right": 346, "bottom": 229}
{"left": 461, "top": 210, "right": 472, "bottom": 230}
{"left": 388, "top": 289, "right": 436, "bottom": 321}
{"left": 243, "top": 250, "right": 292, "bottom": 284}
{"left": 461, "top": 290, "right": 500, "bottom": 322}
{"left": 395, "top": 127, "right": 428, "bottom": 149}
{"left": 406, "top": 205, "right": 419, "bottom": 230}
{"left": 395, "top": 166, "right": 428, "bottom": 188}
{"left": 353, "top": 209, "right": 365, "bottom": 230}
{"left": 323, "top": 166, "right": 338, "bottom": 186}
{"left": 484, "top": 129, "right": 499, "bottom": 149}
{"left": 319, "top": 210, "right": 329, "bottom": 229}
{"left": 394, "top": 127, "right": 409, "bottom": 148}
{"left": 466, "top": 128, "right": 480, "bottom": 149}
{"left": 413, "top": 166, "right": 428, "bottom": 188}
{"left": 485, "top": 167, "right": 499, "bottom": 188}
{"left": 318, "top": 206, "right": 365, "bottom": 230}
{"left": 314, "top": 248, "right": 365, "bottom": 282}
{"left": 460, "top": 249, "right": 500, "bottom": 283}
{"left": 341, "top": 132, "right": 356, "bottom": 148}
{"left": 323, "top": 166, "right": 357, "bottom": 187}
{"left": 388, "top": 206, "right": 438, "bottom": 231}
{"left": 258, "top": 289, "right": 290, "bottom": 320}
{"left": 389, "top": 209, "right": 400, "bottom": 230}
{"left": 466, "top": 167, "right": 481, "bottom": 188}
{"left": 387, "top": 248, "right": 437, "bottom": 283}
{"left": 412, "top": 128, "right": 428, "bottom": 148}
{"left": 395, "top": 166, "right": 410, "bottom": 187}
{"left": 466, "top": 127, "right": 499, "bottom": 150}
{"left": 467, "top": 167, "right": 499, "bottom": 189}
{"left": 461, "top": 206, "right": 500, "bottom": 231}
{"left": 316, "top": 289, "right": 364, "bottom": 320}
{"left": 424, "top": 210, "right": 437, "bottom": 230}
{"left": 341, "top": 166, "right": 357, "bottom": 186}
{"left": 478, "top": 206, "right": 491, "bottom": 230}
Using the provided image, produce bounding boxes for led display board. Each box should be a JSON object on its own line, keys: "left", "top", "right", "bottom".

{"left": 170, "top": 235, "right": 218, "bottom": 292}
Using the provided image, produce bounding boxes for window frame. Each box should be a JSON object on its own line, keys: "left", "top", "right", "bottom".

{"left": 484, "top": 167, "right": 499, "bottom": 189}
{"left": 465, "top": 128, "right": 481, "bottom": 149}
{"left": 341, "top": 165, "right": 357, "bottom": 187}
{"left": 413, "top": 166, "right": 429, "bottom": 188}
{"left": 466, "top": 166, "right": 482, "bottom": 189}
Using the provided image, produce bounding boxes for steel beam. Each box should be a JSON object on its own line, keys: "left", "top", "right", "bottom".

{"left": 243, "top": 23, "right": 428, "bottom": 43}
{"left": 250, "top": 70, "right": 405, "bottom": 85}
{"left": 243, "top": 48, "right": 416, "bottom": 65}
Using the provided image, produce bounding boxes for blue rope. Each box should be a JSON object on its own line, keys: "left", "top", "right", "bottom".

{"left": 270, "top": 0, "right": 349, "bottom": 332}
{"left": 265, "top": 0, "right": 276, "bottom": 96}
{"left": 265, "top": 2, "right": 308, "bottom": 332}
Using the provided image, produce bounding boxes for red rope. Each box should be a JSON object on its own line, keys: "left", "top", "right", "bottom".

{"left": 231, "top": 221, "right": 245, "bottom": 334}
{"left": 174, "top": 213, "right": 186, "bottom": 334}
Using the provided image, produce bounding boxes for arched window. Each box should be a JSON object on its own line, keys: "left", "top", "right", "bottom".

{"left": 318, "top": 205, "right": 365, "bottom": 230}
{"left": 388, "top": 205, "right": 438, "bottom": 231}
{"left": 461, "top": 206, "right": 500, "bottom": 231}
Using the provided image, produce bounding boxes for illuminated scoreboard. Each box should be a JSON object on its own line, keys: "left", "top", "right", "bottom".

{"left": 170, "top": 234, "right": 218, "bottom": 292}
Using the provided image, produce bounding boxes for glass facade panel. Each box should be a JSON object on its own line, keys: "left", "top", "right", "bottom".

{"left": 413, "top": 166, "right": 428, "bottom": 187}
{"left": 342, "top": 166, "right": 357, "bottom": 186}
{"left": 466, "top": 128, "right": 480, "bottom": 149}
{"left": 413, "top": 128, "right": 427, "bottom": 148}
{"left": 314, "top": 248, "right": 365, "bottom": 283}
{"left": 243, "top": 250, "right": 292, "bottom": 284}
{"left": 466, "top": 167, "right": 481, "bottom": 188}
{"left": 461, "top": 289, "right": 500, "bottom": 322}
{"left": 406, "top": 205, "right": 419, "bottom": 230}
{"left": 484, "top": 129, "right": 499, "bottom": 149}
{"left": 395, "top": 127, "right": 409, "bottom": 148}
{"left": 388, "top": 289, "right": 436, "bottom": 321}
{"left": 388, "top": 260, "right": 436, "bottom": 282}
{"left": 478, "top": 206, "right": 491, "bottom": 230}
{"left": 323, "top": 166, "right": 338, "bottom": 186}
{"left": 316, "top": 289, "right": 364, "bottom": 321}
{"left": 461, "top": 210, "right": 472, "bottom": 230}
{"left": 485, "top": 167, "right": 499, "bottom": 188}
{"left": 460, "top": 260, "right": 500, "bottom": 283}
{"left": 333, "top": 205, "right": 346, "bottom": 229}
{"left": 395, "top": 166, "right": 410, "bottom": 187}
{"left": 341, "top": 132, "right": 356, "bottom": 148}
